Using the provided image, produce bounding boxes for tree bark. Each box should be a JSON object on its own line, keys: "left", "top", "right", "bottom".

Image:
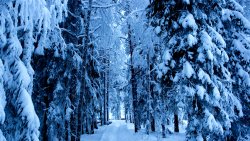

{"left": 103, "top": 69, "right": 107, "bottom": 125}
{"left": 130, "top": 38, "right": 139, "bottom": 132}
{"left": 42, "top": 95, "right": 49, "bottom": 141}
{"left": 174, "top": 114, "right": 179, "bottom": 132}
{"left": 151, "top": 117, "right": 155, "bottom": 132}
{"left": 162, "top": 124, "right": 166, "bottom": 138}
{"left": 107, "top": 57, "right": 110, "bottom": 123}
{"left": 104, "top": 69, "right": 107, "bottom": 125}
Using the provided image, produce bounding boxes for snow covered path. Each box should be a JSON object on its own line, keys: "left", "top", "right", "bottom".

{"left": 80, "top": 120, "right": 185, "bottom": 141}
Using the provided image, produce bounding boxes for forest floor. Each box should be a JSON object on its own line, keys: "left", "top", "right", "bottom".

{"left": 80, "top": 120, "right": 186, "bottom": 141}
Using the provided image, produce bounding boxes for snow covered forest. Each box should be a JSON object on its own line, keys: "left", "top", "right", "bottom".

{"left": 0, "top": 0, "right": 249, "bottom": 141}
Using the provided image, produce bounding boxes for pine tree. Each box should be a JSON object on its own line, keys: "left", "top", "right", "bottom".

{"left": 0, "top": 7, "right": 7, "bottom": 141}
{"left": 221, "top": 1, "right": 250, "bottom": 140}
{"left": 2, "top": 13, "right": 40, "bottom": 141}
{"left": 0, "top": 60, "right": 6, "bottom": 141}
{"left": 0, "top": 0, "right": 52, "bottom": 139}
{"left": 147, "top": 0, "right": 243, "bottom": 140}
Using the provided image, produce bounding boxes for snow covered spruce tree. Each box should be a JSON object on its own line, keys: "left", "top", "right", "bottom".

{"left": 31, "top": 0, "right": 70, "bottom": 140}
{"left": 58, "top": 0, "right": 86, "bottom": 139}
{"left": 147, "top": 0, "right": 243, "bottom": 140}
{"left": 130, "top": 13, "right": 162, "bottom": 134}
{"left": 119, "top": 0, "right": 162, "bottom": 133}
{"left": 61, "top": 0, "right": 108, "bottom": 138}
{"left": 221, "top": 1, "right": 250, "bottom": 140}
{"left": 121, "top": 0, "right": 141, "bottom": 132}
{"left": 0, "top": 6, "right": 7, "bottom": 141}
{"left": 0, "top": 0, "right": 52, "bottom": 140}
{"left": 120, "top": 0, "right": 153, "bottom": 132}
{"left": 0, "top": 60, "right": 6, "bottom": 141}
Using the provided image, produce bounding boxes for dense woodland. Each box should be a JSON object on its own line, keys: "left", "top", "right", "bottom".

{"left": 0, "top": 0, "right": 249, "bottom": 141}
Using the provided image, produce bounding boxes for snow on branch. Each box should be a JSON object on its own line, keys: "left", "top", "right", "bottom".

{"left": 92, "top": 3, "right": 119, "bottom": 9}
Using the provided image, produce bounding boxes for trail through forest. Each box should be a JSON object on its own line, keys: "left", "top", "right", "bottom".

{"left": 80, "top": 120, "right": 185, "bottom": 141}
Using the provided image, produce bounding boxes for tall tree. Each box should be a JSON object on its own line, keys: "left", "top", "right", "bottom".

{"left": 222, "top": 1, "right": 250, "bottom": 140}
{"left": 32, "top": 0, "right": 69, "bottom": 140}
{"left": 147, "top": 0, "right": 243, "bottom": 140}
{"left": 125, "top": 0, "right": 140, "bottom": 132}
{"left": 0, "top": 0, "right": 53, "bottom": 140}
{"left": 0, "top": 60, "right": 6, "bottom": 141}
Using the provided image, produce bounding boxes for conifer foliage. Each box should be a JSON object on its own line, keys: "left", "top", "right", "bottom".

{"left": 147, "top": 0, "right": 248, "bottom": 140}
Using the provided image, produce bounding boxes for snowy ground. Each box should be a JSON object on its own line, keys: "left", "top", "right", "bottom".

{"left": 80, "top": 120, "right": 185, "bottom": 141}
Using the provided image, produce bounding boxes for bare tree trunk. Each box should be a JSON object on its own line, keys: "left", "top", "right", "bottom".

{"left": 104, "top": 57, "right": 107, "bottom": 125}
{"left": 146, "top": 51, "right": 150, "bottom": 134}
{"left": 102, "top": 72, "right": 106, "bottom": 126}
{"left": 100, "top": 106, "right": 103, "bottom": 126}
{"left": 162, "top": 124, "right": 166, "bottom": 138}
{"left": 74, "top": 108, "right": 79, "bottom": 141}
{"left": 123, "top": 1, "right": 140, "bottom": 132}
{"left": 151, "top": 117, "right": 155, "bottom": 132}
{"left": 80, "top": 0, "right": 93, "bottom": 135}
{"left": 129, "top": 31, "right": 139, "bottom": 132}
{"left": 174, "top": 114, "right": 179, "bottom": 132}
{"left": 42, "top": 95, "right": 49, "bottom": 141}
{"left": 103, "top": 70, "right": 107, "bottom": 125}
{"left": 66, "top": 116, "right": 71, "bottom": 141}
{"left": 107, "top": 56, "right": 110, "bottom": 123}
